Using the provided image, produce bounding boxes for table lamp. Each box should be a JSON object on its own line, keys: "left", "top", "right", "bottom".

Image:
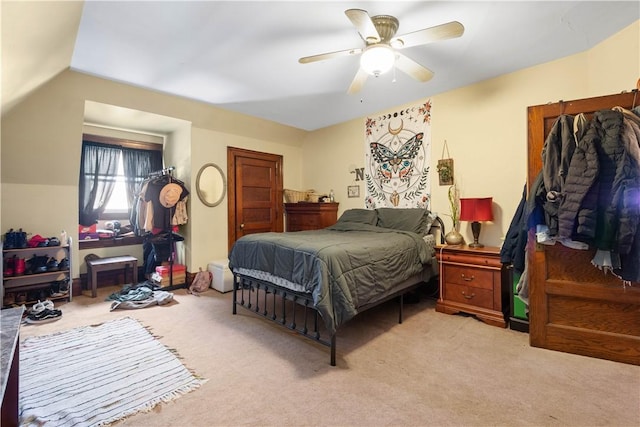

{"left": 459, "top": 197, "right": 493, "bottom": 248}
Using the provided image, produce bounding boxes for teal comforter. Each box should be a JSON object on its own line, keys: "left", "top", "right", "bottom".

{"left": 228, "top": 222, "right": 433, "bottom": 334}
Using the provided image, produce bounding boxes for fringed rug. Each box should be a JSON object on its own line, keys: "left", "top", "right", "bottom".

{"left": 19, "top": 316, "right": 206, "bottom": 426}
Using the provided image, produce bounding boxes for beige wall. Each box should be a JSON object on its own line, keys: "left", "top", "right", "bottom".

{"left": 1, "top": 20, "right": 638, "bottom": 279}
{"left": 302, "top": 20, "right": 639, "bottom": 248}
{"left": 1, "top": 71, "right": 306, "bottom": 278}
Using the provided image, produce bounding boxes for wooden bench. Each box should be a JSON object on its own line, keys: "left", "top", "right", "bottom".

{"left": 86, "top": 255, "right": 138, "bottom": 298}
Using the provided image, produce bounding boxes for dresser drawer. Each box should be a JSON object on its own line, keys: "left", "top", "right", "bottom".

{"left": 288, "top": 215, "right": 320, "bottom": 228}
{"left": 444, "top": 282, "right": 494, "bottom": 310}
{"left": 284, "top": 203, "right": 338, "bottom": 232}
{"left": 445, "top": 265, "right": 494, "bottom": 290}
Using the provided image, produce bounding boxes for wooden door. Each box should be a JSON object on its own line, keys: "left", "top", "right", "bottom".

{"left": 527, "top": 91, "right": 640, "bottom": 365}
{"left": 227, "top": 147, "right": 283, "bottom": 252}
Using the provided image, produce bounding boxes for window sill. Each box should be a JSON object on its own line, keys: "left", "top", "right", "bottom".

{"left": 79, "top": 236, "right": 143, "bottom": 250}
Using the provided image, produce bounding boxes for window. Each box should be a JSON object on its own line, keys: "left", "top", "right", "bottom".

{"left": 79, "top": 134, "right": 162, "bottom": 247}
{"left": 103, "top": 153, "right": 128, "bottom": 217}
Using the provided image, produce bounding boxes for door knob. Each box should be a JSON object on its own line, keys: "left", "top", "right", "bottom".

{"left": 240, "top": 223, "right": 245, "bottom": 229}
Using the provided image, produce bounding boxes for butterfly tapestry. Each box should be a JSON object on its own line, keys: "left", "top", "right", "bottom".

{"left": 370, "top": 132, "right": 423, "bottom": 183}
{"left": 364, "top": 100, "right": 432, "bottom": 209}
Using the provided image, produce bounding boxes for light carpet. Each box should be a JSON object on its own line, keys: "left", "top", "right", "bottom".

{"left": 19, "top": 316, "right": 206, "bottom": 427}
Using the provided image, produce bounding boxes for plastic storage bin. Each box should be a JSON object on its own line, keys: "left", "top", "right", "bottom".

{"left": 208, "top": 259, "right": 233, "bottom": 293}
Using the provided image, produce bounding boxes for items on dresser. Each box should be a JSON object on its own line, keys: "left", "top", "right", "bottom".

{"left": 435, "top": 244, "right": 507, "bottom": 328}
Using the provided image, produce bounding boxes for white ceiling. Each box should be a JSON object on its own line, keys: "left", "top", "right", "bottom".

{"left": 2, "top": 1, "right": 639, "bottom": 131}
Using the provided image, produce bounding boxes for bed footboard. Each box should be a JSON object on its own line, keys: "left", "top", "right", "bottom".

{"left": 232, "top": 273, "right": 338, "bottom": 365}
{"left": 232, "top": 272, "right": 424, "bottom": 366}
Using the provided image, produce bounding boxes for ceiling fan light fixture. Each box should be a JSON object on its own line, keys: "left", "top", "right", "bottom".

{"left": 360, "top": 44, "right": 395, "bottom": 77}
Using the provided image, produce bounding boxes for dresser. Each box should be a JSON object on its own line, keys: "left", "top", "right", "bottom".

{"left": 435, "top": 245, "right": 507, "bottom": 328}
{"left": 1, "top": 306, "right": 24, "bottom": 426}
{"left": 284, "top": 202, "right": 339, "bottom": 231}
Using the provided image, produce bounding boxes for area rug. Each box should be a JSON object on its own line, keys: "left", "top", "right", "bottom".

{"left": 19, "top": 316, "right": 206, "bottom": 427}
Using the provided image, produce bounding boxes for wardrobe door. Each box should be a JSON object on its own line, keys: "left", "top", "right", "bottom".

{"left": 527, "top": 91, "right": 640, "bottom": 365}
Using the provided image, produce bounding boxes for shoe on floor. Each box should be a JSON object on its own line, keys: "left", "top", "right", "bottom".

{"left": 26, "top": 308, "right": 62, "bottom": 324}
{"left": 30, "top": 299, "right": 54, "bottom": 314}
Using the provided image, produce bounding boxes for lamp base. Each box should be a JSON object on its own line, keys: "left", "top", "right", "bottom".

{"left": 470, "top": 221, "right": 484, "bottom": 248}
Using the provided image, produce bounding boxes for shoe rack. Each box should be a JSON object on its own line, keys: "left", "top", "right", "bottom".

{"left": 2, "top": 237, "right": 72, "bottom": 308}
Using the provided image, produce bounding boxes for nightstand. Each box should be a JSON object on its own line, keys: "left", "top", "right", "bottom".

{"left": 435, "top": 244, "right": 507, "bottom": 328}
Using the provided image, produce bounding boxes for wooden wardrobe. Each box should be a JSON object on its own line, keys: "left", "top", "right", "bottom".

{"left": 527, "top": 90, "right": 640, "bottom": 365}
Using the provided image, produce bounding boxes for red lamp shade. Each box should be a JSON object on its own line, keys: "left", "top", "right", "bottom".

{"left": 459, "top": 197, "right": 493, "bottom": 222}
{"left": 459, "top": 197, "right": 493, "bottom": 248}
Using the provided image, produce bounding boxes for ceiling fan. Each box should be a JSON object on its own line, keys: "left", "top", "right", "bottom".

{"left": 299, "top": 9, "right": 464, "bottom": 94}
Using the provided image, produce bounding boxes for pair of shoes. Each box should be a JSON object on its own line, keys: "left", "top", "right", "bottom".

{"left": 58, "top": 258, "right": 70, "bottom": 271}
{"left": 3, "top": 292, "right": 15, "bottom": 306}
{"left": 3, "top": 255, "right": 14, "bottom": 276}
{"left": 26, "top": 308, "right": 62, "bottom": 324}
{"left": 3, "top": 228, "right": 27, "bottom": 249}
{"left": 3, "top": 255, "right": 26, "bottom": 276}
{"left": 49, "top": 281, "right": 68, "bottom": 297}
{"left": 30, "top": 299, "right": 54, "bottom": 315}
{"left": 46, "top": 257, "right": 59, "bottom": 271}
{"left": 25, "top": 255, "right": 48, "bottom": 274}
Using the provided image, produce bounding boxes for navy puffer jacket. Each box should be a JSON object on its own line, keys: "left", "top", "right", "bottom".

{"left": 558, "top": 109, "right": 631, "bottom": 251}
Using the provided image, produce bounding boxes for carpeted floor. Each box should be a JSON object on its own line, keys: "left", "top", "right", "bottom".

{"left": 17, "top": 284, "right": 640, "bottom": 426}
{"left": 19, "top": 316, "right": 204, "bottom": 426}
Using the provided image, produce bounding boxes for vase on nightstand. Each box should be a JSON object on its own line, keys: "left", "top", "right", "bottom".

{"left": 444, "top": 223, "right": 465, "bottom": 245}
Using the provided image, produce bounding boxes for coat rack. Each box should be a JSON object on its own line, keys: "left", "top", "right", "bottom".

{"left": 149, "top": 166, "right": 178, "bottom": 288}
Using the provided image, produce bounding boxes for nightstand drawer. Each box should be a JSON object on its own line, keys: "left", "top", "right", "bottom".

{"left": 438, "top": 251, "right": 503, "bottom": 268}
{"left": 445, "top": 265, "right": 494, "bottom": 290}
{"left": 445, "top": 282, "right": 494, "bottom": 309}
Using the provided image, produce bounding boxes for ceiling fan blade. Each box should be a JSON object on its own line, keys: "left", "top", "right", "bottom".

{"left": 347, "top": 68, "right": 368, "bottom": 94}
{"left": 394, "top": 53, "right": 434, "bottom": 82}
{"left": 345, "top": 9, "right": 380, "bottom": 43}
{"left": 299, "top": 47, "right": 362, "bottom": 64}
{"left": 391, "top": 21, "right": 464, "bottom": 49}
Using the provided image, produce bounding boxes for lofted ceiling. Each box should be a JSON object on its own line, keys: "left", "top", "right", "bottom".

{"left": 2, "top": 1, "right": 639, "bottom": 131}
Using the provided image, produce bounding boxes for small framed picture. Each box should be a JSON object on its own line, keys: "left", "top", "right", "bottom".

{"left": 347, "top": 185, "right": 360, "bottom": 198}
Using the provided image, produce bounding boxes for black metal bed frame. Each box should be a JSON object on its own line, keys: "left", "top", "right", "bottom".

{"left": 231, "top": 216, "right": 445, "bottom": 366}
{"left": 232, "top": 273, "right": 425, "bottom": 366}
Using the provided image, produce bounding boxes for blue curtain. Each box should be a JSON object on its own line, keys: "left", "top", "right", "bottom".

{"left": 78, "top": 142, "right": 121, "bottom": 226}
{"left": 122, "top": 147, "right": 163, "bottom": 206}
{"left": 79, "top": 142, "right": 162, "bottom": 226}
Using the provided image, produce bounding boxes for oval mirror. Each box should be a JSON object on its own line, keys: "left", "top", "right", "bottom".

{"left": 196, "top": 163, "right": 227, "bottom": 207}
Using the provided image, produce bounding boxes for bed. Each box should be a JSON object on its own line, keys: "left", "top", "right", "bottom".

{"left": 228, "top": 207, "right": 445, "bottom": 365}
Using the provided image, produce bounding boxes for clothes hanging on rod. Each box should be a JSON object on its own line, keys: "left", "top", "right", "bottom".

{"left": 130, "top": 168, "right": 189, "bottom": 236}
{"left": 131, "top": 167, "right": 189, "bottom": 286}
{"left": 147, "top": 166, "right": 175, "bottom": 178}
{"left": 143, "top": 174, "right": 189, "bottom": 234}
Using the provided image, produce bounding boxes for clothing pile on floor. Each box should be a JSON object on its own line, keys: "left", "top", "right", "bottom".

{"left": 106, "top": 281, "right": 174, "bottom": 311}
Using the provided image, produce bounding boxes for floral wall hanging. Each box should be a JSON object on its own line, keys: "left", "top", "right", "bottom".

{"left": 437, "top": 140, "right": 454, "bottom": 186}
{"left": 364, "top": 99, "right": 432, "bottom": 209}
